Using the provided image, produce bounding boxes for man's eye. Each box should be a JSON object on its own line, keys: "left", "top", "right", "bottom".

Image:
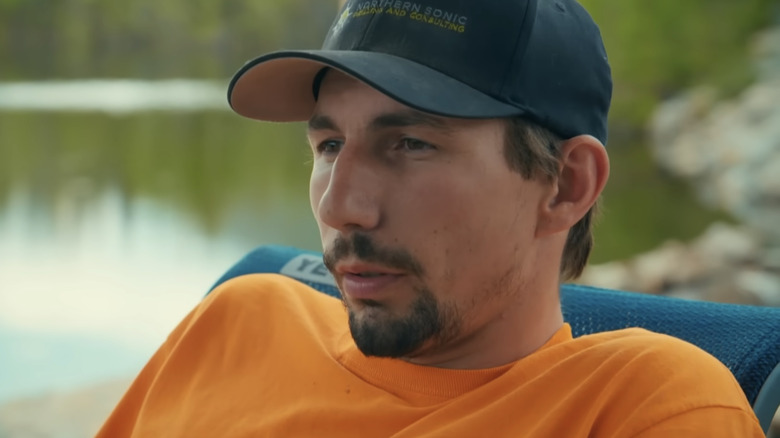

{"left": 316, "top": 140, "right": 342, "bottom": 155}
{"left": 400, "top": 138, "right": 435, "bottom": 152}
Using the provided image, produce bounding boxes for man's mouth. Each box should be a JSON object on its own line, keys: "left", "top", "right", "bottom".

{"left": 339, "top": 266, "right": 404, "bottom": 301}
{"left": 353, "top": 271, "right": 383, "bottom": 277}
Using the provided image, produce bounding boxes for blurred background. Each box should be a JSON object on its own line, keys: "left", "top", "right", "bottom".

{"left": 1, "top": 0, "right": 779, "bottom": 436}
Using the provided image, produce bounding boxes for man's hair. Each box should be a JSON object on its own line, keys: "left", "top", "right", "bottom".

{"left": 503, "top": 117, "right": 599, "bottom": 281}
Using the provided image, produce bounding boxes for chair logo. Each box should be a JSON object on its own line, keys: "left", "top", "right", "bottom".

{"left": 280, "top": 254, "right": 337, "bottom": 287}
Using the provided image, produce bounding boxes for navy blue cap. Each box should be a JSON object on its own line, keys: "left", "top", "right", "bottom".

{"left": 228, "top": 0, "right": 612, "bottom": 144}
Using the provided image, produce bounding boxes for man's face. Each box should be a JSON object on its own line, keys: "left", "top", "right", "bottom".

{"left": 308, "top": 71, "right": 553, "bottom": 364}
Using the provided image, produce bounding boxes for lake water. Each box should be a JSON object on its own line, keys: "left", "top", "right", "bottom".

{"left": 0, "top": 80, "right": 321, "bottom": 402}
{"left": 0, "top": 80, "right": 726, "bottom": 403}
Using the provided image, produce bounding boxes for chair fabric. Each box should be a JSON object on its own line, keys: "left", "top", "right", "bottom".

{"left": 209, "top": 244, "right": 780, "bottom": 434}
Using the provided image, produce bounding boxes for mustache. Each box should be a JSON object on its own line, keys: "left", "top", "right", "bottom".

{"left": 323, "top": 233, "right": 424, "bottom": 278}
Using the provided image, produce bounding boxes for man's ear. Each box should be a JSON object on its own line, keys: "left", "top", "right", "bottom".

{"left": 536, "top": 135, "right": 609, "bottom": 237}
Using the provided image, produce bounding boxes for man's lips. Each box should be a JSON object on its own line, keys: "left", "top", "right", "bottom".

{"left": 335, "top": 263, "right": 405, "bottom": 300}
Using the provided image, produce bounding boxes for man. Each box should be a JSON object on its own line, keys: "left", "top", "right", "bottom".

{"left": 98, "top": 0, "right": 764, "bottom": 436}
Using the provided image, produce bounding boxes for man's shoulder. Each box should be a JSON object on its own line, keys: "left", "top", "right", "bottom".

{"left": 572, "top": 327, "right": 735, "bottom": 379}
{"left": 205, "top": 273, "right": 340, "bottom": 309}
{"left": 529, "top": 327, "right": 759, "bottom": 435}
{"left": 168, "top": 274, "right": 345, "bottom": 352}
{"left": 190, "top": 274, "right": 345, "bottom": 334}
{"left": 559, "top": 327, "right": 749, "bottom": 408}
{"left": 579, "top": 327, "right": 716, "bottom": 359}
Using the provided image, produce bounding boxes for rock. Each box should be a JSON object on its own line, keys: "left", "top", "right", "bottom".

{"left": 581, "top": 223, "right": 778, "bottom": 306}
{"left": 736, "top": 270, "right": 780, "bottom": 306}
{"left": 631, "top": 241, "right": 704, "bottom": 293}
{"left": 649, "top": 87, "right": 717, "bottom": 161}
{"left": 762, "top": 245, "right": 780, "bottom": 270}
{"left": 653, "top": 77, "right": 780, "bottom": 240}
{"left": 752, "top": 27, "right": 780, "bottom": 81}
{"left": 0, "top": 378, "right": 130, "bottom": 438}
{"left": 691, "top": 222, "right": 759, "bottom": 266}
{"left": 577, "top": 261, "right": 632, "bottom": 292}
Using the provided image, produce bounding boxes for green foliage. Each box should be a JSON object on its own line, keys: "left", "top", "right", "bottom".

{"left": 581, "top": 0, "right": 776, "bottom": 126}
{"left": 0, "top": 111, "right": 313, "bottom": 237}
{"left": 0, "top": 0, "right": 336, "bottom": 80}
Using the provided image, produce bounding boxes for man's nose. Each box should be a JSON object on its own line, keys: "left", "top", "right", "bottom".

{"left": 315, "top": 150, "right": 382, "bottom": 232}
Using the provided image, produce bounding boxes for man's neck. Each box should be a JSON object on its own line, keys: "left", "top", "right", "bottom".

{"left": 401, "top": 293, "right": 565, "bottom": 369}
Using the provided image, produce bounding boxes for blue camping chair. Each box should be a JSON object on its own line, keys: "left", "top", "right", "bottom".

{"left": 209, "top": 244, "right": 780, "bottom": 435}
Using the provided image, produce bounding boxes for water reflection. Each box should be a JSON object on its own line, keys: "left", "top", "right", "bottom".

{"left": 0, "top": 80, "right": 228, "bottom": 112}
{"left": 0, "top": 180, "right": 318, "bottom": 400}
{"left": 1, "top": 187, "right": 224, "bottom": 399}
{"left": 0, "top": 88, "right": 322, "bottom": 401}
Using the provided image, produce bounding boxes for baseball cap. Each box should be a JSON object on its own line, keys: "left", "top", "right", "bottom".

{"left": 228, "top": 0, "right": 612, "bottom": 144}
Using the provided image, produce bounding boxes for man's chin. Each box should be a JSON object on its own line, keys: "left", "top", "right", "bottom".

{"left": 347, "top": 308, "right": 433, "bottom": 358}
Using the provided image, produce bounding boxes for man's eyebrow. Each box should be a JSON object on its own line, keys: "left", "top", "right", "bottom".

{"left": 307, "top": 110, "right": 451, "bottom": 133}
{"left": 308, "top": 114, "right": 338, "bottom": 132}
{"left": 370, "top": 110, "right": 450, "bottom": 131}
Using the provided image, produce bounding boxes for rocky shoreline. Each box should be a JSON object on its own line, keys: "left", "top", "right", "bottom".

{"left": 582, "top": 26, "right": 780, "bottom": 309}
{"left": 581, "top": 222, "right": 780, "bottom": 306}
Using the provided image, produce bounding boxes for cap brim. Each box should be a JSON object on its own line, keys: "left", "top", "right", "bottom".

{"left": 228, "top": 50, "right": 525, "bottom": 122}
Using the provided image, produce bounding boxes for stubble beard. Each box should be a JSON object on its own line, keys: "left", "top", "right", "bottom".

{"left": 324, "top": 233, "right": 461, "bottom": 358}
{"left": 346, "top": 284, "right": 460, "bottom": 358}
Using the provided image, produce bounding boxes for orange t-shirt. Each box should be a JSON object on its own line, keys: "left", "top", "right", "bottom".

{"left": 97, "top": 274, "right": 763, "bottom": 437}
